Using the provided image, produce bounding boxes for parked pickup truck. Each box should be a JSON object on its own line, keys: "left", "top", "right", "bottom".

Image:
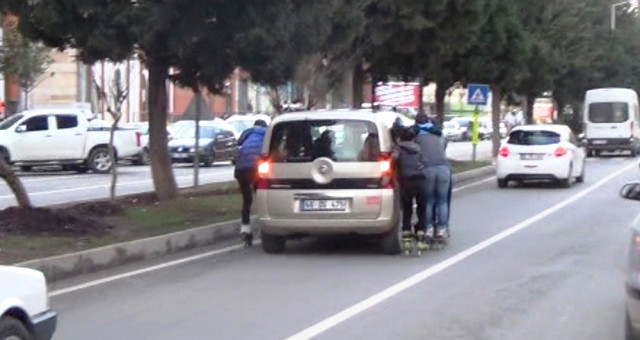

{"left": 0, "top": 266, "right": 57, "bottom": 340}
{"left": 0, "top": 109, "right": 142, "bottom": 173}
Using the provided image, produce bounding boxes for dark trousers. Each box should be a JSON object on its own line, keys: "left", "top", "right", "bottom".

{"left": 235, "top": 168, "right": 256, "bottom": 226}
{"left": 399, "top": 177, "right": 427, "bottom": 233}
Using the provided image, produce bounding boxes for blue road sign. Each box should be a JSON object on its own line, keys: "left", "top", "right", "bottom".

{"left": 467, "top": 84, "right": 490, "bottom": 105}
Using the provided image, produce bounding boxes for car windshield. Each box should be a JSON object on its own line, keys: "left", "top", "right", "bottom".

{"left": 443, "top": 122, "right": 457, "bottom": 129}
{"left": 228, "top": 120, "right": 254, "bottom": 132}
{"left": 174, "top": 126, "right": 218, "bottom": 139}
{"left": 0, "top": 114, "right": 23, "bottom": 130}
{"left": 507, "top": 130, "right": 561, "bottom": 145}
{"left": 589, "top": 102, "right": 628, "bottom": 123}
{"left": 269, "top": 119, "right": 380, "bottom": 162}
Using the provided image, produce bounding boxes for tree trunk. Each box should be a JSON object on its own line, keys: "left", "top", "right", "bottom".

{"left": 418, "top": 76, "right": 425, "bottom": 115}
{"left": 0, "top": 157, "right": 31, "bottom": 208}
{"left": 525, "top": 92, "right": 536, "bottom": 125}
{"left": 147, "top": 59, "right": 178, "bottom": 201}
{"left": 491, "top": 84, "right": 502, "bottom": 158}
{"left": 435, "top": 82, "right": 447, "bottom": 124}
{"left": 352, "top": 63, "right": 364, "bottom": 109}
{"left": 194, "top": 89, "right": 201, "bottom": 187}
{"left": 109, "top": 116, "right": 121, "bottom": 201}
{"left": 554, "top": 96, "right": 564, "bottom": 124}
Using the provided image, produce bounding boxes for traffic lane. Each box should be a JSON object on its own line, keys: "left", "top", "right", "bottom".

{"left": 447, "top": 140, "right": 492, "bottom": 161}
{"left": 49, "top": 158, "right": 634, "bottom": 340}
{"left": 0, "top": 164, "right": 234, "bottom": 208}
{"left": 319, "top": 161, "right": 638, "bottom": 340}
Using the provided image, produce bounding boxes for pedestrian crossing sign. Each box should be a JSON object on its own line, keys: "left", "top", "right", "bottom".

{"left": 467, "top": 84, "right": 489, "bottom": 105}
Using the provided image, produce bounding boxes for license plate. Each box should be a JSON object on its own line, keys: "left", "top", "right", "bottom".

{"left": 172, "top": 153, "right": 189, "bottom": 158}
{"left": 592, "top": 140, "right": 607, "bottom": 145}
{"left": 520, "top": 153, "right": 543, "bottom": 160}
{"left": 300, "top": 199, "right": 347, "bottom": 212}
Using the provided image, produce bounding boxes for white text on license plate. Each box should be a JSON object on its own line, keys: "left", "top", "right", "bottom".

{"left": 300, "top": 199, "right": 347, "bottom": 212}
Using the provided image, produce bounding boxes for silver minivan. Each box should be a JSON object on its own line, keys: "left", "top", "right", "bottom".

{"left": 255, "top": 111, "right": 401, "bottom": 254}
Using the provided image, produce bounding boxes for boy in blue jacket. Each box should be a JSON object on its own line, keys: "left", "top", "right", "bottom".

{"left": 234, "top": 119, "right": 268, "bottom": 246}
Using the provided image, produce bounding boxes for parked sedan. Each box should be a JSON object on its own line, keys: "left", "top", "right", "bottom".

{"left": 496, "top": 124, "right": 586, "bottom": 188}
{"left": 620, "top": 181, "right": 640, "bottom": 340}
{"left": 168, "top": 123, "right": 238, "bottom": 167}
{"left": 443, "top": 121, "right": 463, "bottom": 141}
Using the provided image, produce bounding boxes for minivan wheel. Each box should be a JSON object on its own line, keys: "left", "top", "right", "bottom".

{"left": 380, "top": 222, "right": 402, "bottom": 255}
{"left": 261, "top": 232, "right": 286, "bottom": 254}
{"left": 0, "top": 316, "right": 32, "bottom": 340}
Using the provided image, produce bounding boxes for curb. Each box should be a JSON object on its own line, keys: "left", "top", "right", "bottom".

{"left": 16, "top": 219, "right": 243, "bottom": 283}
{"left": 17, "top": 165, "right": 495, "bottom": 283}
{"left": 452, "top": 164, "right": 496, "bottom": 184}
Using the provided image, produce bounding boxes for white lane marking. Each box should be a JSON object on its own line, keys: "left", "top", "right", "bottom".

{"left": 452, "top": 176, "right": 495, "bottom": 193}
{"left": 48, "top": 175, "right": 498, "bottom": 297}
{"left": 49, "top": 243, "right": 251, "bottom": 297}
{"left": 0, "top": 170, "right": 233, "bottom": 199}
{"left": 283, "top": 161, "right": 636, "bottom": 340}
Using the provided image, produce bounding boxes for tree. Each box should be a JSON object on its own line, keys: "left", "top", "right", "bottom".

{"left": 12, "top": 0, "right": 264, "bottom": 201}
{"left": 459, "top": 0, "right": 530, "bottom": 156}
{"left": 0, "top": 23, "right": 52, "bottom": 111}
{"left": 94, "top": 67, "right": 129, "bottom": 201}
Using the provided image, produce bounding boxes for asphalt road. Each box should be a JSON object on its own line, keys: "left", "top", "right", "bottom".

{"left": 48, "top": 156, "right": 640, "bottom": 340}
{"left": 0, "top": 143, "right": 489, "bottom": 209}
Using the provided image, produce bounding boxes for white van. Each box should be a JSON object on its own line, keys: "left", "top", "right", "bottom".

{"left": 584, "top": 88, "right": 640, "bottom": 156}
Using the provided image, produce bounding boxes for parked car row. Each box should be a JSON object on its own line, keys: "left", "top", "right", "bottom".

{"left": 444, "top": 116, "right": 507, "bottom": 142}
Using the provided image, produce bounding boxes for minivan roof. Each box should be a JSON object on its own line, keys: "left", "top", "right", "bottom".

{"left": 271, "top": 110, "right": 387, "bottom": 124}
{"left": 585, "top": 88, "right": 638, "bottom": 103}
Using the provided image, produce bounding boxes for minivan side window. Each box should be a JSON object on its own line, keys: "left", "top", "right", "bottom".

{"left": 56, "top": 115, "right": 79, "bottom": 129}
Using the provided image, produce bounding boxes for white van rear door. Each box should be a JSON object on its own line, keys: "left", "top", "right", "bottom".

{"left": 586, "top": 102, "right": 632, "bottom": 139}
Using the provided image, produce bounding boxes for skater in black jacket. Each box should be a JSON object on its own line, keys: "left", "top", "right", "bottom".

{"left": 392, "top": 127, "right": 429, "bottom": 255}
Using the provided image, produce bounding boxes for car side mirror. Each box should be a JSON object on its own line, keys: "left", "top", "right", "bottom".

{"left": 16, "top": 125, "right": 26, "bottom": 133}
{"left": 621, "top": 182, "right": 640, "bottom": 201}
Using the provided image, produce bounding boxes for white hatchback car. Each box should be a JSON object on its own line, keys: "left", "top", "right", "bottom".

{"left": 496, "top": 125, "right": 586, "bottom": 188}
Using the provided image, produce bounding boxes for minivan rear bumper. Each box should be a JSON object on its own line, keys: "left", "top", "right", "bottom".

{"left": 587, "top": 138, "right": 635, "bottom": 151}
{"left": 256, "top": 188, "right": 399, "bottom": 236}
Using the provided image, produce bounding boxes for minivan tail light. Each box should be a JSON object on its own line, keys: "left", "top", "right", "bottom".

{"left": 257, "top": 158, "right": 270, "bottom": 176}
{"left": 379, "top": 153, "right": 394, "bottom": 189}
{"left": 554, "top": 146, "right": 568, "bottom": 157}
{"left": 135, "top": 131, "right": 142, "bottom": 147}
{"left": 499, "top": 146, "right": 510, "bottom": 158}
{"left": 632, "top": 121, "right": 635, "bottom": 138}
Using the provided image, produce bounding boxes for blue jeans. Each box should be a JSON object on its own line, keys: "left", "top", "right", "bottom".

{"left": 425, "top": 165, "right": 452, "bottom": 229}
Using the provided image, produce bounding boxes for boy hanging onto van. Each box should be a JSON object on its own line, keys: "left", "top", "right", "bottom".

{"left": 392, "top": 127, "right": 429, "bottom": 254}
{"left": 234, "top": 119, "right": 268, "bottom": 246}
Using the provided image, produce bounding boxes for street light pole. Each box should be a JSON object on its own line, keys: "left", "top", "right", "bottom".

{"left": 611, "top": 1, "right": 632, "bottom": 31}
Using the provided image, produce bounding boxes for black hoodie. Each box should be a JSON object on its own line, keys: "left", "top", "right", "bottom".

{"left": 392, "top": 141, "right": 426, "bottom": 179}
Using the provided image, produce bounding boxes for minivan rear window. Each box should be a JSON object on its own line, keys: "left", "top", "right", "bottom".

{"left": 588, "top": 102, "right": 628, "bottom": 123}
{"left": 269, "top": 120, "right": 380, "bottom": 162}
{"left": 507, "top": 130, "right": 561, "bottom": 145}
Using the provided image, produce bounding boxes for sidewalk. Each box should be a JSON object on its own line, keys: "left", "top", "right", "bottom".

{"left": 16, "top": 165, "right": 496, "bottom": 282}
